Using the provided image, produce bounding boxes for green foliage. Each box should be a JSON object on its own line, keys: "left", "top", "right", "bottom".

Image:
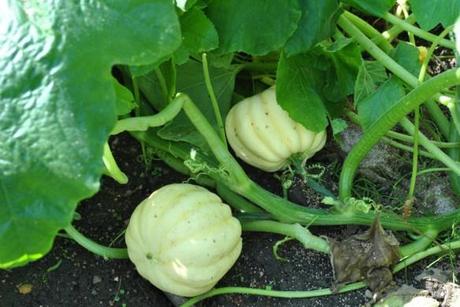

{"left": 139, "top": 60, "right": 238, "bottom": 149}
{"left": 357, "top": 77, "right": 405, "bottom": 130}
{"left": 341, "top": 0, "right": 396, "bottom": 17}
{"left": 390, "top": 42, "right": 422, "bottom": 77}
{"left": 411, "top": 0, "right": 460, "bottom": 30}
{"left": 0, "top": 0, "right": 181, "bottom": 268}
{"left": 174, "top": 7, "right": 219, "bottom": 64}
{"left": 113, "top": 77, "right": 137, "bottom": 116}
{"left": 276, "top": 52, "right": 329, "bottom": 132}
{"left": 206, "top": 0, "right": 301, "bottom": 55}
{"left": 284, "top": 0, "right": 341, "bottom": 56}
{"left": 354, "top": 61, "right": 388, "bottom": 104}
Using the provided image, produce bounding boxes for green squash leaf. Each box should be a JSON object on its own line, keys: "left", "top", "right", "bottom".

{"left": 174, "top": 7, "right": 219, "bottom": 65}
{"left": 113, "top": 77, "right": 137, "bottom": 116}
{"left": 411, "top": 0, "right": 460, "bottom": 30}
{"left": 284, "top": 0, "right": 341, "bottom": 56}
{"left": 206, "top": 0, "right": 301, "bottom": 55}
{"left": 138, "top": 60, "right": 238, "bottom": 149}
{"left": 321, "top": 36, "right": 362, "bottom": 107}
{"left": 354, "top": 61, "right": 388, "bottom": 105}
{"left": 341, "top": 0, "right": 396, "bottom": 17}
{"left": 357, "top": 77, "right": 405, "bottom": 130}
{"left": 276, "top": 53, "right": 329, "bottom": 132}
{"left": 391, "top": 42, "right": 422, "bottom": 77}
{"left": 0, "top": 0, "right": 181, "bottom": 268}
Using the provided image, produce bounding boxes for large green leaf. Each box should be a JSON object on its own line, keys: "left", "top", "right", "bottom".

{"left": 284, "top": 0, "right": 341, "bottom": 56}
{"left": 138, "top": 60, "right": 238, "bottom": 148}
{"left": 174, "top": 7, "right": 219, "bottom": 64}
{"left": 391, "top": 42, "right": 422, "bottom": 77}
{"left": 0, "top": 0, "right": 181, "bottom": 268}
{"left": 341, "top": 0, "right": 396, "bottom": 17}
{"left": 276, "top": 52, "right": 329, "bottom": 132}
{"left": 411, "top": 0, "right": 460, "bottom": 30}
{"left": 206, "top": 0, "right": 301, "bottom": 55}
{"left": 321, "top": 37, "right": 362, "bottom": 112}
{"left": 357, "top": 77, "right": 405, "bottom": 130}
{"left": 354, "top": 61, "right": 388, "bottom": 104}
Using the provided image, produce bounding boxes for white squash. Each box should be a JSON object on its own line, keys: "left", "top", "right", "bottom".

{"left": 125, "top": 183, "right": 242, "bottom": 297}
{"left": 225, "top": 87, "right": 327, "bottom": 172}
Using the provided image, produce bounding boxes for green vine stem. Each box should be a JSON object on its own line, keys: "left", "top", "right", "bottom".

{"left": 347, "top": 111, "right": 460, "bottom": 148}
{"left": 338, "top": 13, "right": 451, "bottom": 138}
{"left": 216, "top": 183, "right": 264, "bottom": 214}
{"left": 339, "top": 68, "right": 460, "bottom": 200}
{"left": 394, "top": 239, "right": 460, "bottom": 272}
{"left": 347, "top": 111, "right": 457, "bottom": 166}
{"left": 131, "top": 96, "right": 460, "bottom": 232}
{"left": 111, "top": 94, "right": 185, "bottom": 135}
{"left": 181, "top": 238, "right": 460, "bottom": 306}
{"left": 202, "top": 53, "right": 227, "bottom": 145}
{"left": 181, "top": 282, "right": 366, "bottom": 307}
{"left": 64, "top": 225, "right": 128, "bottom": 259}
{"left": 241, "top": 220, "right": 330, "bottom": 254}
{"left": 382, "top": 12, "right": 455, "bottom": 50}
{"left": 342, "top": 11, "right": 392, "bottom": 52}
{"left": 381, "top": 137, "right": 435, "bottom": 159}
{"left": 399, "top": 229, "right": 439, "bottom": 257}
{"left": 399, "top": 117, "right": 460, "bottom": 176}
{"left": 102, "top": 142, "right": 128, "bottom": 184}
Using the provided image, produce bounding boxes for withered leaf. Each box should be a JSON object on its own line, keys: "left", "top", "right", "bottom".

{"left": 329, "top": 215, "right": 400, "bottom": 292}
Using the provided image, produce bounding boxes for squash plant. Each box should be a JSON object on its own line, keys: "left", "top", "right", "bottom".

{"left": 2, "top": 0, "right": 460, "bottom": 305}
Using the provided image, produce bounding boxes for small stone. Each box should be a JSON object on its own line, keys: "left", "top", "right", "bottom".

{"left": 92, "top": 275, "right": 102, "bottom": 284}
{"left": 17, "top": 283, "right": 33, "bottom": 295}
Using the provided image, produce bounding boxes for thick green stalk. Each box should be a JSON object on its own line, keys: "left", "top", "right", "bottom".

{"left": 382, "top": 12, "right": 455, "bottom": 50}
{"left": 394, "top": 239, "right": 460, "bottom": 272}
{"left": 399, "top": 229, "right": 438, "bottom": 257}
{"left": 338, "top": 14, "right": 450, "bottom": 138}
{"left": 112, "top": 95, "right": 185, "bottom": 134}
{"left": 339, "top": 68, "right": 460, "bottom": 200}
{"left": 182, "top": 97, "right": 249, "bottom": 186}
{"left": 342, "top": 11, "right": 392, "bottom": 52}
{"left": 102, "top": 142, "right": 128, "bottom": 184}
{"left": 64, "top": 225, "right": 128, "bottom": 259}
{"left": 241, "top": 220, "right": 330, "bottom": 254}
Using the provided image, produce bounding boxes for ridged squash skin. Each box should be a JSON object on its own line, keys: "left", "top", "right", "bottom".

{"left": 225, "top": 87, "right": 327, "bottom": 172}
{"left": 125, "top": 183, "right": 242, "bottom": 297}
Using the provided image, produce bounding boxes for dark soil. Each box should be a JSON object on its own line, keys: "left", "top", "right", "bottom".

{"left": 0, "top": 133, "right": 458, "bottom": 307}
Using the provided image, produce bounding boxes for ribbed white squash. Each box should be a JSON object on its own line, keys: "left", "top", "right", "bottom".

{"left": 125, "top": 183, "right": 242, "bottom": 297}
{"left": 225, "top": 87, "right": 327, "bottom": 172}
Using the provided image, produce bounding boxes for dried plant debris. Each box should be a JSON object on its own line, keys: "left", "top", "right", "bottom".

{"left": 329, "top": 215, "right": 400, "bottom": 293}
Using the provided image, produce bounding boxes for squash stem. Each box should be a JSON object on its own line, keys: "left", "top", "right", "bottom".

{"left": 64, "top": 224, "right": 128, "bottom": 259}
{"left": 241, "top": 220, "right": 330, "bottom": 254}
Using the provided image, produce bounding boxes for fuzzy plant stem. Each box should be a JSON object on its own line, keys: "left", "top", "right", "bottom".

{"left": 64, "top": 225, "right": 128, "bottom": 259}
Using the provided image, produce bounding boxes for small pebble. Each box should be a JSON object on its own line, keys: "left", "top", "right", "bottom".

{"left": 93, "top": 275, "right": 102, "bottom": 284}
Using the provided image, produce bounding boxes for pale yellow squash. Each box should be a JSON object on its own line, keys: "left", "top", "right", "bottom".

{"left": 125, "top": 183, "right": 242, "bottom": 297}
